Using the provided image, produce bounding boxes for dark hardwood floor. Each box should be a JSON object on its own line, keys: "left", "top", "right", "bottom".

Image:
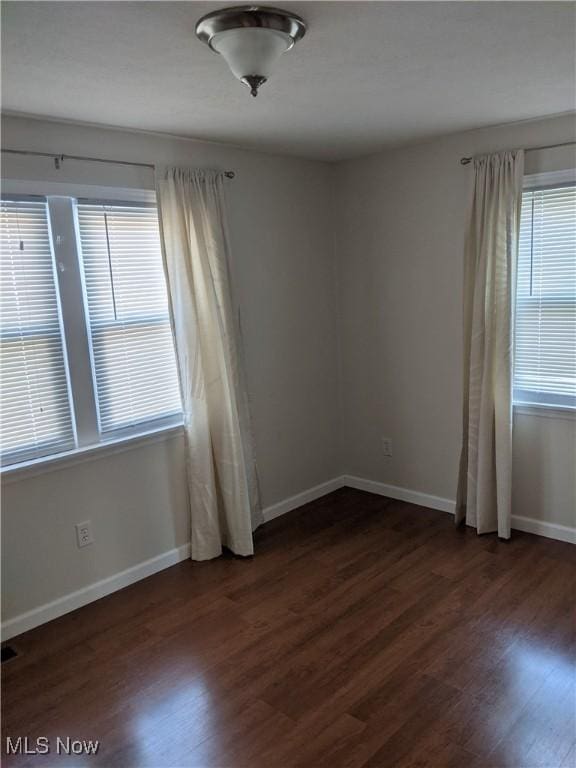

{"left": 2, "top": 488, "right": 575, "bottom": 767}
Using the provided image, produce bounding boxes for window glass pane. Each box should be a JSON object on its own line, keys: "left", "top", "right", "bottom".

{"left": 514, "top": 184, "right": 576, "bottom": 408}
{"left": 1, "top": 198, "right": 75, "bottom": 464}
{"left": 76, "top": 201, "right": 182, "bottom": 434}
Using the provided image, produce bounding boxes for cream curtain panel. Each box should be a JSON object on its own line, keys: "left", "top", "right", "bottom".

{"left": 456, "top": 150, "right": 524, "bottom": 539}
{"left": 156, "top": 167, "right": 262, "bottom": 560}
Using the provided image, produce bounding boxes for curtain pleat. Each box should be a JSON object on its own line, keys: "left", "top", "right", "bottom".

{"left": 156, "top": 167, "right": 262, "bottom": 560}
{"left": 456, "top": 150, "right": 524, "bottom": 539}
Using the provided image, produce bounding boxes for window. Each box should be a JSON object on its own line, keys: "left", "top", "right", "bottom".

{"left": 1, "top": 198, "right": 75, "bottom": 464}
{"left": 77, "top": 202, "right": 181, "bottom": 434}
{"left": 514, "top": 176, "right": 576, "bottom": 409}
{"left": 0, "top": 191, "right": 182, "bottom": 468}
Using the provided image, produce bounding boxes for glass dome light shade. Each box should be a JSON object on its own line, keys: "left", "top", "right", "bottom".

{"left": 211, "top": 27, "right": 293, "bottom": 82}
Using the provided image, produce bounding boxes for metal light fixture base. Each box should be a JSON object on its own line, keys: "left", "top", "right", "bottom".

{"left": 196, "top": 6, "right": 307, "bottom": 50}
{"left": 241, "top": 75, "right": 267, "bottom": 97}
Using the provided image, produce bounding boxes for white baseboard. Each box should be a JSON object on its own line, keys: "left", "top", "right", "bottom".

{"left": 262, "top": 477, "right": 344, "bottom": 522}
{"left": 510, "top": 514, "right": 576, "bottom": 545}
{"left": 341, "top": 474, "right": 456, "bottom": 514}
{"left": 342, "top": 474, "right": 576, "bottom": 545}
{"left": 3, "top": 475, "right": 573, "bottom": 641}
{"left": 1, "top": 543, "right": 191, "bottom": 641}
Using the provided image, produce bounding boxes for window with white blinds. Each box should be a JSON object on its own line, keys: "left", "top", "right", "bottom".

{"left": 77, "top": 202, "right": 182, "bottom": 434}
{"left": 1, "top": 189, "right": 182, "bottom": 470}
{"left": 514, "top": 182, "right": 576, "bottom": 408}
{"left": 0, "top": 198, "right": 75, "bottom": 464}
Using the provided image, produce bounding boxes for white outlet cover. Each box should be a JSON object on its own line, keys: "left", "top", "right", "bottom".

{"left": 75, "top": 520, "right": 94, "bottom": 548}
{"left": 382, "top": 438, "right": 393, "bottom": 457}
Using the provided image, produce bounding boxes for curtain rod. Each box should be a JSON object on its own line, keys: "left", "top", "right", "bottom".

{"left": 0, "top": 148, "right": 236, "bottom": 178}
{"left": 460, "top": 140, "right": 576, "bottom": 165}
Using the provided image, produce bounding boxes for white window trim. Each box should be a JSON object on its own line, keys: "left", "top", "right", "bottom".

{"left": 1, "top": 180, "right": 183, "bottom": 473}
{"left": 523, "top": 168, "right": 576, "bottom": 190}
{"left": 512, "top": 168, "right": 576, "bottom": 416}
{"left": 3, "top": 179, "right": 156, "bottom": 203}
{"left": 49, "top": 195, "right": 100, "bottom": 447}
{"left": 513, "top": 403, "right": 576, "bottom": 421}
{"left": 1, "top": 423, "right": 184, "bottom": 484}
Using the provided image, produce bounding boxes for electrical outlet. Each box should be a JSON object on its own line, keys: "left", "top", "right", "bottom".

{"left": 75, "top": 521, "right": 94, "bottom": 548}
{"left": 382, "top": 437, "right": 393, "bottom": 457}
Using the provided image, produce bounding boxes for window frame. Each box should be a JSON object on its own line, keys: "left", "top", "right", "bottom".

{"left": 1, "top": 180, "right": 183, "bottom": 476}
{"left": 513, "top": 168, "right": 576, "bottom": 414}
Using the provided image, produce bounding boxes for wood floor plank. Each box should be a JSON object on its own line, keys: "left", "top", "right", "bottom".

{"left": 2, "top": 488, "right": 574, "bottom": 767}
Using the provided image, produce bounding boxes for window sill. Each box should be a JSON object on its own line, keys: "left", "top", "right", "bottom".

{"left": 1, "top": 424, "right": 185, "bottom": 485}
{"left": 513, "top": 403, "right": 576, "bottom": 421}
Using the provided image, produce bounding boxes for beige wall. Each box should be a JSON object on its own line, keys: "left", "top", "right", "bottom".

{"left": 335, "top": 113, "right": 576, "bottom": 528}
{"left": 1, "top": 115, "right": 340, "bottom": 621}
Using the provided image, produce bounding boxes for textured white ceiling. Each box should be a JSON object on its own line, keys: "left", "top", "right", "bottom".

{"left": 2, "top": 1, "right": 575, "bottom": 161}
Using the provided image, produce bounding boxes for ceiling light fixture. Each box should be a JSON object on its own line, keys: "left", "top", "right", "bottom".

{"left": 196, "top": 5, "right": 306, "bottom": 98}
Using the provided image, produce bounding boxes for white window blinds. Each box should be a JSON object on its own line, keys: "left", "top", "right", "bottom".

{"left": 76, "top": 201, "right": 181, "bottom": 434}
{"left": 1, "top": 198, "right": 75, "bottom": 464}
{"left": 514, "top": 183, "right": 576, "bottom": 408}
